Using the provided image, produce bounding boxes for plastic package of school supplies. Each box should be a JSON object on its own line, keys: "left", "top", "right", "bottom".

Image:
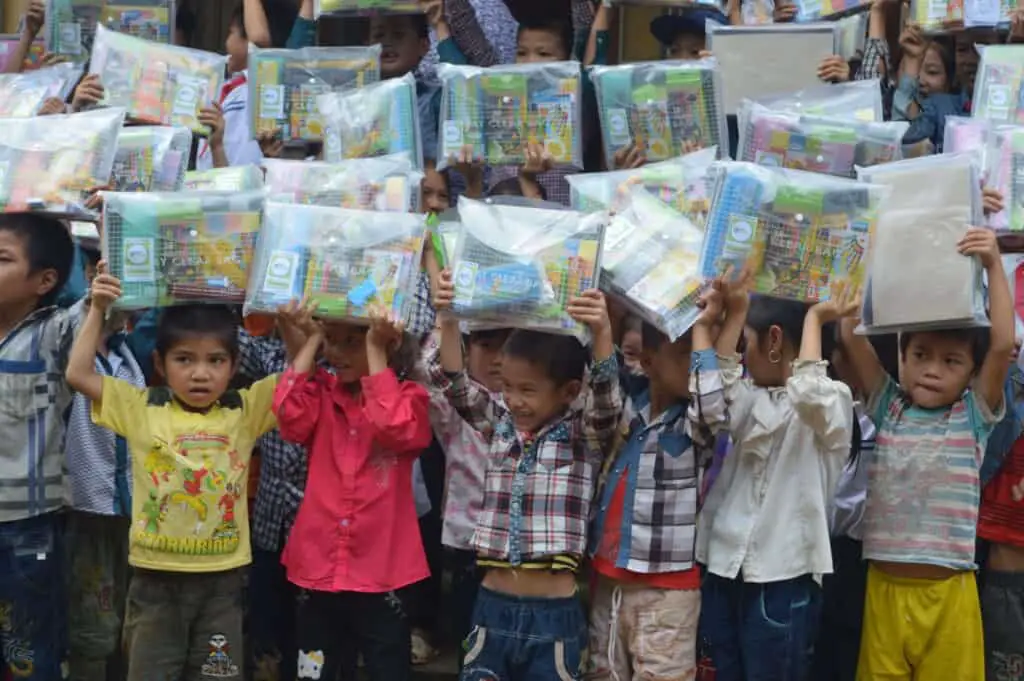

{"left": 589, "top": 59, "right": 726, "bottom": 166}
{"left": 985, "top": 125, "right": 1024, "bottom": 232}
{"left": 448, "top": 196, "right": 606, "bottom": 339}
{"left": 753, "top": 79, "right": 884, "bottom": 123}
{"left": 0, "top": 62, "right": 83, "bottom": 117}
{"left": 263, "top": 155, "right": 422, "bottom": 212}
{"left": 737, "top": 102, "right": 908, "bottom": 178}
{"left": 436, "top": 61, "right": 583, "bottom": 171}
{"left": 857, "top": 153, "right": 986, "bottom": 333}
{"left": 47, "top": 0, "right": 172, "bottom": 56}
{"left": 601, "top": 188, "right": 707, "bottom": 341}
{"left": 109, "top": 126, "right": 191, "bottom": 192}
{"left": 249, "top": 44, "right": 380, "bottom": 142}
{"left": 1002, "top": 254, "right": 1024, "bottom": 339}
{"left": 102, "top": 190, "right": 264, "bottom": 310}
{"left": 89, "top": 24, "right": 225, "bottom": 134}
{"left": 245, "top": 201, "right": 426, "bottom": 322}
{"left": 313, "top": 0, "right": 418, "bottom": 18}
{"left": 908, "top": 0, "right": 962, "bottom": 32}
{"left": 0, "top": 107, "right": 126, "bottom": 217}
{"left": 793, "top": 0, "right": 871, "bottom": 21}
{"left": 566, "top": 147, "right": 716, "bottom": 226}
{"left": 973, "top": 46, "right": 1024, "bottom": 124}
{"left": 183, "top": 166, "right": 264, "bottom": 192}
{"left": 699, "top": 162, "right": 888, "bottom": 303}
{"left": 319, "top": 73, "right": 423, "bottom": 169}
{"left": 943, "top": 116, "right": 992, "bottom": 164}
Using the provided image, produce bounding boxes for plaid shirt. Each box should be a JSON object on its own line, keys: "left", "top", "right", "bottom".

{"left": 238, "top": 332, "right": 307, "bottom": 552}
{"left": 407, "top": 272, "right": 437, "bottom": 337}
{"left": 855, "top": 37, "right": 894, "bottom": 120}
{"left": 439, "top": 354, "right": 621, "bottom": 563}
{"left": 0, "top": 303, "right": 81, "bottom": 521}
{"left": 589, "top": 349, "right": 724, "bottom": 575}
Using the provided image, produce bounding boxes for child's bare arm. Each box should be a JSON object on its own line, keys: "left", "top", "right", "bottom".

{"left": 715, "top": 268, "right": 752, "bottom": 357}
{"left": 66, "top": 264, "right": 121, "bottom": 403}
{"left": 243, "top": 0, "right": 273, "bottom": 47}
{"left": 5, "top": 0, "right": 43, "bottom": 74}
{"left": 838, "top": 316, "right": 886, "bottom": 398}
{"left": 433, "top": 268, "right": 464, "bottom": 373}
{"left": 962, "top": 228, "right": 1014, "bottom": 411}
{"left": 800, "top": 282, "right": 860, "bottom": 362}
{"left": 582, "top": 3, "right": 611, "bottom": 67}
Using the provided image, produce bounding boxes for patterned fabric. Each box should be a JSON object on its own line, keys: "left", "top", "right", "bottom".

{"left": 829, "top": 405, "right": 874, "bottom": 541}
{"left": 237, "top": 332, "right": 308, "bottom": 552}
{"left": 0, "top": 302, "right": 81, "bottom": 521}
{"left": 864, "top": 374, "right": 1001, "bottom": 570}
{"left": 406, "top": 271, "right": 437, "bottom": 338}
{"left": 437, "top": 355, "right": 621, "bottom": 564}
{"left": 421, "top": 0, "right": 519, "bottom": 77}
{"left": 65, "top": 339, "right": 146, "bottom": 516}
{"left": 855, "top": 37, "right": 893, "bottom": 119}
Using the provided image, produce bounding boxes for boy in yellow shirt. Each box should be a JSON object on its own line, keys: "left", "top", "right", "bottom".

{"left": 66, "top": 264, "right": 279, "bottom": 681}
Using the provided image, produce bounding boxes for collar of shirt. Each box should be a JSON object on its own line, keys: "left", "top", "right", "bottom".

{"left": 0, "top": 305, "right": 58, "bottom": 348}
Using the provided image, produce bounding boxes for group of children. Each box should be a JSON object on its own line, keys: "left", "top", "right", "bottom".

{"left": 2, "top": 0, "right": 1024, "bottom": 680}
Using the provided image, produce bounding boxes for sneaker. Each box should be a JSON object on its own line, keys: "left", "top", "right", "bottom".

{"left": 411, "top": 628, "right": 439, "bottom": 665}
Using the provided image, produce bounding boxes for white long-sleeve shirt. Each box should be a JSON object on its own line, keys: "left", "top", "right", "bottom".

{"left": 696, "top": 355, "right": 853, "bottom": 582}
{"left": 195, "top": 70, "right": 263, "bottom": 171}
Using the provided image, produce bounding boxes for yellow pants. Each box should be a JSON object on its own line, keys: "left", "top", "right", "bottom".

{"left": 856, "top": 564, "right": 984, "bottom": 681}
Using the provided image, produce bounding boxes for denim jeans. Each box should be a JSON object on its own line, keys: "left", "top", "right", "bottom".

{"left": 0, "top": 512, "right": 68, "bottom": 680}
{"left": 461, "top": 586, "right": 587, "bottom": 681}
{"left": 700, "top": 573, "right": 822, "bottom": 681}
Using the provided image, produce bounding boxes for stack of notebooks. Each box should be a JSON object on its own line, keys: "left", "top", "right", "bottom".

{"left": 250, "top": 45, "right": 380, "bottom": 142}
{"left": 590, "top": 59, "right": 726, "bottom": 166}
{"left": 700, "top": 162, "right": 887, "bottom": 303}
{"left": 0, "top": 62, "right": 83, "bottom": 117}
{"left": 263, "top": 156, "right": 422, "bottom": 212}
{"left": 437, "top": 61, "right": 582, "bottom": 170}
{"left": 0, "top": 107, "right": 125, "bottom": 216}
{"left": 973, "top": 45, "right": 1024, "bottom": 124}
{"left": 109, "top": 126, "right": 191, "bottom": 193}
{"left": 89, "top": 24, "right": 225, "bottom": 133}
{"left": 246, "top": 202, "right": 427, "bottom": 321}
{"left": 102, "top": 191, "right": 265, "bottom": 309}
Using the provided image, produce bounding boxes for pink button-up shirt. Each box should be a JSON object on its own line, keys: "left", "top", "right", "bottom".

{"left": 274, "top": 367, "right": 433, "bottom": 593}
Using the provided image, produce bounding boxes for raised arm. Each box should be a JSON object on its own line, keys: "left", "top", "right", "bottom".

{"left": 443, "top": 0, "right": 501, "bottom": 66}
{"left": 689, "top": 284, "right": 728, "bottom": 441}
{"left": 5, "top": 0, "right": 43, "bottom": 74}
{"left": 66, "top": 263, "right": 121, "bottom": 403}
{"left": 963, "top": 228, "right": 1014, "bottom": 413}
{"left": 569, "top": 290, "right": 622, "bottom": 453}
{"left": 244, "top": 0, "right": 273, "bottom": 47}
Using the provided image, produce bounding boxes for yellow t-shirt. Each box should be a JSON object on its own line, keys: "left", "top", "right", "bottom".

{"left": 92, "top": 375, "right": 279, "bottom": 572}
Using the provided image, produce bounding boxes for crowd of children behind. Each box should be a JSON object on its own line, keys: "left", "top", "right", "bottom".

{"left": 1, "top": 0, "right": 1024, "bottom": 680}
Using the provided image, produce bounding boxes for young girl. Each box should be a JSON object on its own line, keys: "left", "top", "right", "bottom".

{"left": 273, "top": 307, "right": 433, "bottom": 681}
{"left": 693, "top": 272, "right": 860, "bottom": 681}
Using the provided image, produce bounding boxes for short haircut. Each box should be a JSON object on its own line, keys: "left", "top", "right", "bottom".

{"left": 488, "top": 177, "right": 548, "bottom": 201}
{"left": 176, "top": 5, "right": 197, "bottom": 41}
{"left": 641, "top": 320, "right": 667, "bottom": 352}
{"left": 369, "top": 13, "right": 429, "bottom": 39}
{"left": 155, "top": 305, "right": 240, "bottom": 359}
{"left": 467, "top": 328, "right": 511, "bottom": 346}
{"left": 745, "top": 295, "right": 811, "bottom": 352}
{"left": 0, "top": 213, "right": 74, "bottom": 308}
{"left": 503, "top": 329, "right": 588, "bottom": 386}
{"left": 517, "top": 18, "right": 574, "bottom": 59}
{"left": 899, "top": 327, "right": 989, "bottom": 372}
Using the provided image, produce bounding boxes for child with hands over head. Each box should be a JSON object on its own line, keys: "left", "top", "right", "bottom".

{"left": 695, "top": 270, "right": 860, "bottom": 681}
{"left": 432, "top": 268, "right": 621, "bottom": 681}
{"left": 840, "top": 227, "right": 1014, "bottom": 681}
{"left": 66, "top": 264, "right": 280, "bottom": 681}
{"left": 272, "top": 303, "right": 432, "bottom": 681}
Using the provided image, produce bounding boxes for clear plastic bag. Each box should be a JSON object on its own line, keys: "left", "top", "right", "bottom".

{"left": 566, "top": 147, "right": 716, "bottom": 227}
{"left": 972, "top": 46, "right": 1024, "bottom": 125}
{"left": 742, "top": 0, "right": 775, "bottom": 24}
{"left": 313, "top": 0, "right": 419, "bottom": 18}
{"left": 794, "top": 0, "right": 872, "bottom": 22}
{"left": 449, "top": 196, "right": 607, "bottom": 340}
{"left": 986, "top": 125, "right": 1024, "bottom": 232}
{"left": 109, "top": 126, "right": 192, "bottom": 192}
{"left": 0, "top": 107, "right": 126, "bottom": 218}
{"left": 602, "top": 188, "right": 707, "bottom": 341}
{"left": 901, "top": 139, "right": 935, "bottom": 159}
{"left": 184, "top": 166, "right": 264, "bottom": 192}
{"left": 245, "top": 201, "right": 426, "bottom": 323}
{"left": 102, "top": 190, "right": 265, "bottom": 310}
{"left": 263, "top": 155, "right": 422, "bottom": 212}
{"left": 249, "top": 44, "right": 380, "bottom": 142}
{"left": 47, "top": 0, "right": 173, "bottom": 56}
{"left": 1002, "top": 254, "right": 1024, "bottom": 340}
{"left": 737, "top": 101, "right": 908, "bottom": 178}
{"left": 589, "top": 59, "right": 726, "bottom": 168}
{"left": 857, "top": 153, "right": 986, "bottom": 333}
{"left": 436, "top": 61, "right": 583, "bottom": 171}
{"left": 319, "top": 72, "right": 423, "bottom": 169}
{"left": 908, "top": 0, "right": 961, "bottom": 32}
{"left": 90, "top": 24, "right": 226, "bottom": 134}
{"left": 0, "top": 62, "right": 83, "bottom": 117}
{"left": 943, "top": 116, "right": 991, "bottom": 166}
{"left": 752, "top": 79, "right": 884, "bottom": 123}
{"left": 699, "top": 161, "right": 889, "bottom": 303}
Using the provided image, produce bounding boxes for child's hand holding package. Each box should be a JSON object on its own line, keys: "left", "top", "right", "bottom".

{"left": 958, "top": 226, "right": 1000, "bottom": 269}
{"left": 567, "top": 289, "right": 614, "bottom": 359}
{"left": 89, "top": 261, "right": 122, "bottom": 313}
{"left": 72, "top": 74, "right": 104, "bottom": 112}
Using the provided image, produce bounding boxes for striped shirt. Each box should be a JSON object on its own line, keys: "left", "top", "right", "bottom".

{"left": 864, "top": 375, "right": 1002, "bottom": 570}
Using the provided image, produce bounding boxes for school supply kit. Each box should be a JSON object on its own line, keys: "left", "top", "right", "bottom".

{"left": 183, "top": 166, "right": 265, "bottom": 192}
{"left": 0, "top": 62, "right": 83, "bottom": 117}
{"left": 313, "top": 0, "right": 419, "bottom": 18}
{"left": 46, "top": 0, "right": 172, "bottom": 57}
{"left": 109, "top": 125, "right": 191, "bottom": 192}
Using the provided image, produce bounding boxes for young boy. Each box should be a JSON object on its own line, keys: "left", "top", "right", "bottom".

{"left": 66, "top": 270, "right": 279, "bottom": 681}
{"left": 840, "top": 227, "right": 1014, "bottom": 680}
{"left": 587, "top": 313, "right": 724, "bottom": 681}
{"left": 432, "top": 270, "right": 621, "bottom": 680}
{"left": 0, "top": 213, "right": 76, "bottom": 679}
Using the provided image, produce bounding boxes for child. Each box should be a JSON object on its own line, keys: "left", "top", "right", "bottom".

{"left": 432, "top": 270, "right": 622, "bottom": 681}
{"left": 0, "top": 213, "right": 76, "bottom": 679}
{"left": 4, "top": 0, "right": 44, "bottom": 74}
{"left": 840, "top": 227, "right": 1014, "bottom": 680}
{"left": 273, "top": 308, "right": 432, "bottom": 681}
{"left": 587, "top": 293, "right": 726, "bottom": 681}
{"left": 649, "top": 6, "right": 727, "bottom": 62}
{"left": 66, "top": 269, "right": 279, "bottom": 681}
{"left": 694, "top": 273, "right": 860, "bottom": 681}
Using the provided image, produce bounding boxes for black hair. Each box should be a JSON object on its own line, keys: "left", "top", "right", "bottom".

{"left": 744, "top": 295, "right": 811, "bottom": 355}
{"left": 155, "top": 305, "right": 240, "bottom": 359}
{"left": 502, "top": 330, "right": 588, "bottom": 386}
{"left": 923, "top": 36, "right": 957, "bottom": 93}
{"left": 899, "top": 327, "right": 990, "bottom": 373}
{"left": 517, "top": 18, "right": 574, "bottom": 60}
{"left": 81, "top": 245, "right": 101, "bottom": 267}
{"left": 641, "top": 320, "right": 667, "bottom": 352}
{"left": 175, "top": 5, "right": 197, "bottom": 43}
{"left": 229, "top": 4, "right": 246, "bottom": 37}
{"left": 368, "top": 12, "right": 429, "bottom": 40}
{"left": 467, "top": 328, "right": 511, "bottom": 347}
{"left": 488, "top": 177, "right": 548, "bottom": 201}
{"left": 0, "top": 214, "right": 74, "bottom": 309}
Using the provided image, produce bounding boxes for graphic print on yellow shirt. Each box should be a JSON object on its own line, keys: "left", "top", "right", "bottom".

{"left": 92, "top": 375, "right": 279, "bottom": 572}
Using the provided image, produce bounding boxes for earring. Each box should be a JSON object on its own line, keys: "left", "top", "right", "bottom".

{"left": 768, "top": 349, "right": 782, "bottom": 365}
